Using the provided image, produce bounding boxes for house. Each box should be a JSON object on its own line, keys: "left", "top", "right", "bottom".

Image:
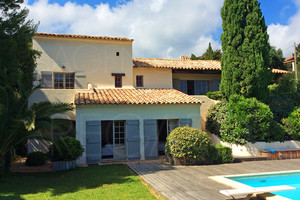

{"left": 29, "top": 33, "right": 289, "bottom": 165}
{"left": 29, "top": 33, "right": 202, "bottom": 165}
{"left": 284, "top": 53, "right": 297, "bottom": 72}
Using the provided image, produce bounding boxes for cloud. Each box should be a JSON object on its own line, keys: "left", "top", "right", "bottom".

{"left": 268, "top": 0, "right": 300, "bottom": 56}
{"left": 23, "top": 0, "right": 223, "bottom": 59}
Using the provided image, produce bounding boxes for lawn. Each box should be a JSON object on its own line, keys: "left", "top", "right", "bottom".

{"left": 0, "top": 164, "right": 157, "bottom": 200}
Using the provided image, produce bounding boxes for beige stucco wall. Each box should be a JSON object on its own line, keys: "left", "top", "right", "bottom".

{"left": 28, "top": 89, "right": 90, "bottom": 120}
{"left": 172, "top": 73, "right": 221, "bottom": 81}
{"left": 209, "top": 133, "right": 300, "bottom": 157}
{"left": 33, "top": 36, "right": 133, "bottom": 89}
{"left": 133, "top": 68, "right": 172, "bottom": 88}
{"left": 76, "top": 103, "right": 201, "bottom": 164}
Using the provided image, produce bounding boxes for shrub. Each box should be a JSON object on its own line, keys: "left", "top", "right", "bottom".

{"left": 205, "top": 91, "right": 223, "bottom": 100}
{"left": 214, "top": 144, "right": 233, "bottom": 164}
{"left": 206, "top": 144, "right": 233, "bottom": 164}
{"left": 26, "top": 151, "right": 46, "bottom": 166}
{"left": 268, "top": 74, "right": 300, "bottom": 123}
{"left": 282, "top": 108, "right": 300, "bottom": 140}
{"left": 220, "top": 95, "right": 273, "bottom": 144}
{"left": 49, "top": 137, "right": 84, "bottom": 161}
{"left": 206, "top": 101, "right": 228, "bottom": 137}
{"left": 165, "top": 126, "right": 211, "bottom": 164}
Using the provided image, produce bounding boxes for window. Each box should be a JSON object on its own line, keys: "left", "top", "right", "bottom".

{"left": 136, "top": 75, "right": 143, "bottom": 87}
{"left": 116, "top": 52, "right": 120, "bottom": 56}
{"left": 54, "top": 73, "right": 75, "bottom": 89}
{"left": 114, "top": 121, "right": 125, "bottom": 145}
{"left": 115, "top": 76, "right": 122, "bottom": 88}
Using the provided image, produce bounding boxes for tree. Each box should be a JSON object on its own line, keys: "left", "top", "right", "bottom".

{"left": 0, "top": 0, "right": 73, "bottom": 173}
{"left": 190, "top": 43, "right": 222, "bottom": 61}
{"left": 269, "top": 46, "right": 286, "bottom": 70}
{"left": 220, "top": 0, "right": 272, "bottom": 102}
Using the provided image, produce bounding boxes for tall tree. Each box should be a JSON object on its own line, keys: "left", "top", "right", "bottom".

{"left": 190, "top": 43, "right": 222, "bottom": 61}
{"left": 0, "top": 0, "right": 73, "bottom": 173}
{"left": 220, "top": 0, "right": 272, "bottom": 102}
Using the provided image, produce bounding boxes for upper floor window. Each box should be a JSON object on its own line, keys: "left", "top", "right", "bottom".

{"left": 112, "top": 73, "right": 125, "bottom": 88}
{"left": 54, "top": 73, "right": 74, "bottom": 89}
{"left": 136, "top": 75, "right": 143, "bottom": 87}
{"left": 115, "top": 76, "right": 122, "bottom": 88}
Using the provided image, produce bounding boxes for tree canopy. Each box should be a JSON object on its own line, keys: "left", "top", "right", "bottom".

{"left": 269, "top": 46, "right": 286, "bottom": 70}
{"left": 220, "top": 0, "right": 272, "bottom": 102}
{"left": 191, "top": 43, "right": 222, "bottom": 61}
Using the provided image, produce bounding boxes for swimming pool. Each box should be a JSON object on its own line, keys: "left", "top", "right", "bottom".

{"left": 229, "top": 171, "right": 300, "bottom": 200}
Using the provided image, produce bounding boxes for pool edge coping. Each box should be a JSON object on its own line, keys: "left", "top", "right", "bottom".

{"left": 209, "top": 170, "right": 300, "bottom": 200}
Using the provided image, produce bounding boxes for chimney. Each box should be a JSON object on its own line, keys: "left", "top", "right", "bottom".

{"left": 180, "top": 56, "right": 190, "bottom": 60}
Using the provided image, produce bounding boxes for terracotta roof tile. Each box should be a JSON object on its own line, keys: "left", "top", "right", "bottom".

{"left": 271, "top": 68, "right": 291, "bottom": 74}
{"left": 35, "top": 33, "right": 133, "bottom": 42}
{"left": 75, "top": 89, "right": 202, "bottom": 105}
{"left": 133, "top": 58, "right": 290, "bottom": 74}
{"left": 133, "top": 58, "right": 221, "bottom": 71}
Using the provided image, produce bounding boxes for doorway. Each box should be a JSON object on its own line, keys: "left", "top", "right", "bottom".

{"left": 101, "top": 120, "right": 126, "bottom": 160}
{"left": 187, "top": 80, "right": 195, "bottom": 95}
{"left": 157, "top": 119, "right": 179, "bottom": 156}
{"left": 158, "top": 120, "right": 168, "bottom": 156}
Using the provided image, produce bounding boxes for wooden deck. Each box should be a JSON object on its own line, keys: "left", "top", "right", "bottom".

{"left": 128, "top": 159, "right": 300, "bottom": 200}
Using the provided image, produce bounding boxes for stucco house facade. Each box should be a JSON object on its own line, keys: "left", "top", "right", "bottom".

{"left": 29, "top": 33, "right": 289, "bottom": 165}
{"left": 29, "top": 33, "right": 202, "bottom": 165}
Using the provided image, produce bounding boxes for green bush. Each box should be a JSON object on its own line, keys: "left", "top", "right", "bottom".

{"left": 268, "top": 74, "right": 300, "bottom": 123}
{"left": 50, "top": 137, "right": 84, "bottom": 161}
{"left": 206, "top": 101, "right": 228, "bottom": 137}
{"left": 165, "top": 126, "right": 211, "bottom": 164}
{"left": 206, "top": 144, "right": 233, "bottom": 164}
{"left": 282, "top": 108, "right": 300, "bottom": 140}
{"left": 26, "top": 151, "right": 46, "bottom": 166}
{"left": 220, "top": 95, "right": 273, "bottom": 144}
{"left": 205, "top": 91, "right": 223, "bottom": 100}
{"left": 214, "top": 144, "right": 233, "bottom": 164}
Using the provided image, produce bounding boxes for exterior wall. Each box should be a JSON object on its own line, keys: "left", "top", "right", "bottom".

{"left": 33, "top": 36, "right": 133, "bottom": 89}
{"left": 192, "top": 96, "right": 219, "bottom": 130}
{"left": 210, "top": 134, "right": 300, "bottom": 157}
{"left": 76, "top": 103, "right": 201, "bottom": 164}
{"left": 28, "top": 89, "right": 90, "bottom": 120}
{"left": 133, "top": 68, "right": 173, "bottom": 88}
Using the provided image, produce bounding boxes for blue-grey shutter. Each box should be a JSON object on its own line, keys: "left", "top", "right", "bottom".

{"left": 179, "top": 80, "right": 187, "bottom": 94}
{"left": 41, "top": 71, "right": 53, "bottom": 88}
{"left": 144, "top": 119, "right": 158, "bottom": 159}
{"left": 211, "top": 80, "right": 220, "bottom": 91}
{"left": 126, "top": 120, "right": 140, "bottom": 160}
{"left": 194, "top": 81, "right": 201, "bottom": 95}
{"left": 179, "top": 119, "right": 192, "bottom": 127}
{"left": 86, "top": 121, "right": 101, "bottom": 164}
{"left": 202, "top": 81, "right": 209, "bottom": 94}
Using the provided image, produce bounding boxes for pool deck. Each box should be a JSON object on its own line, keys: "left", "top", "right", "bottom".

{"left": 128, "top": 159, "right": 300, "bottom": 200}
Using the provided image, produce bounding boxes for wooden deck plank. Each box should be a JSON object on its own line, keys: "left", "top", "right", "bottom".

{"left": 128, "top": 159, "right": 300, "bottom": 200}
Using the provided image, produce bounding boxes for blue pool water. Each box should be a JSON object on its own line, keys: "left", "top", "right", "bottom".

{"left": 229, "top": 172, "right": 300, "bottom": 200}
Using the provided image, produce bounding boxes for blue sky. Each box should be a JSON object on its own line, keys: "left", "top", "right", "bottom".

{"left": 27, "top": 0, "right": 298, "bottom": 25}
{"left": 24, "top": 0, "right": 300, "bottom": 58}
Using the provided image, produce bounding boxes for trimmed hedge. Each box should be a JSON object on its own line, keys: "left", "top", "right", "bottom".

{"left": 214, "top": 144, "right": 233, "bottom": 164}
{"left": 165, "top": 126, "right": 211, "bottom": 164}
{"left": 26, "top": 151, "right": 46, "bottom": 166}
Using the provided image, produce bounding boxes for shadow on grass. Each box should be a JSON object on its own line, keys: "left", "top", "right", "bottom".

{"left": 0, "top": 164, "right": 138, "bottom": 200}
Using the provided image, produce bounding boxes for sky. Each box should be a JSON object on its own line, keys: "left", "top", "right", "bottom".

{"left": 23, "top": 0, "right": 300, "bottom": 59}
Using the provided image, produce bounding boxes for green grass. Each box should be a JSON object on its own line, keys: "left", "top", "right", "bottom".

{"left": 0, "top": 165, "right": 157, "bottom": 200}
